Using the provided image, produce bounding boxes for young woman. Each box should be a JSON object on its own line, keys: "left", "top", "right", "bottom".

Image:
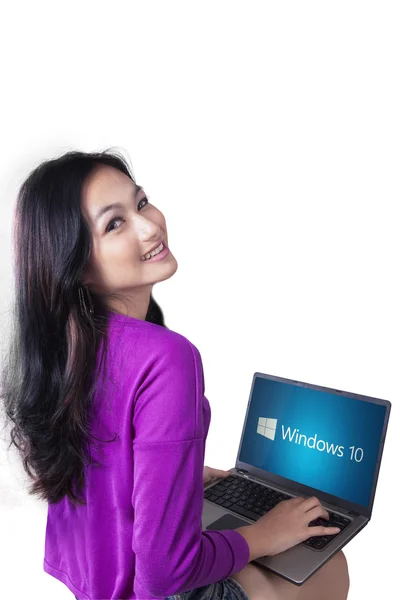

{"left": 1, "top": 149, "right": 349, "bottom": 599}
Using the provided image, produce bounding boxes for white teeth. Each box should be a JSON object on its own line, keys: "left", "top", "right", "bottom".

{"left": 141, "top": 242, "right": 164, "bottom": 261}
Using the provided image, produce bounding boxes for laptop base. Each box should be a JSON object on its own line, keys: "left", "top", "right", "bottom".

{"left": 202, "top": 471, "right": 368, "bottom": 586}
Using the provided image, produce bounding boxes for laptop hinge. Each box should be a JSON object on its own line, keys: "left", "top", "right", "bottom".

{"left": 237, "top": 469, "right": 249, "bottom": 476}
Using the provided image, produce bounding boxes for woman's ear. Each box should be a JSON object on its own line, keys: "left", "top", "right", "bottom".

{"left": 80, "top": 264, "right": 94, "bottom": 288}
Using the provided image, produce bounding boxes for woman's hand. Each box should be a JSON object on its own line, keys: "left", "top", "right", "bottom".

{"left": 203, "top": 465, "right": 232, "bottom": 487}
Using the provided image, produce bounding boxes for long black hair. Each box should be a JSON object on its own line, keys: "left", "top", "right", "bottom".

{"left": 0, "top": 148, "right": 167, "bottom": 506}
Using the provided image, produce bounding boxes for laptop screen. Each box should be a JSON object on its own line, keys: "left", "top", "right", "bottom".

{"left": 238, "top": 376, "right": 387, "bottom": 507}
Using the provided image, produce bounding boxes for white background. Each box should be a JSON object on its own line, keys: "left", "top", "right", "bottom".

{"left": 0, "top": 1, "right": 398, "bottom": 598}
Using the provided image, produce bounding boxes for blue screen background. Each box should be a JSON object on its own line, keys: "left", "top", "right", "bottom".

{"left": 238, "top": 378, "right": 386, "bottom": 507}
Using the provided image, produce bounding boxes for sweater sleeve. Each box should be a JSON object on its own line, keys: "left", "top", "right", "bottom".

{"left": 131, "top": 335, "right": 250, "bottom": 598}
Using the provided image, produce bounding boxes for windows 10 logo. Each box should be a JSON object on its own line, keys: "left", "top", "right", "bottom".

{"left": 257, "top": 417, "right": 277, "bottom": 441}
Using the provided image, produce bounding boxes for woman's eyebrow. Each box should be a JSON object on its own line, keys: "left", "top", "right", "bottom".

{"left": 95, "top": 185, "right": 143, "bottom": 223}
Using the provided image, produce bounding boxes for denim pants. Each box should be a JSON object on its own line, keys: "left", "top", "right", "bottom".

{"left": 74, "top": 577, "right": 249, "bottom": 599}
{"left": 164, "top": 577, "right": 249, "bottom": 600}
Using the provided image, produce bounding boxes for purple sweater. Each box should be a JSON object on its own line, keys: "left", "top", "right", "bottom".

{"left": 43, "top": 311, "right": 250, "bottom": 599}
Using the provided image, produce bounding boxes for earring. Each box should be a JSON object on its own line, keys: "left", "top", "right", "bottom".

{"left": 78, "top": 285, "right": 94, "bottom": 317}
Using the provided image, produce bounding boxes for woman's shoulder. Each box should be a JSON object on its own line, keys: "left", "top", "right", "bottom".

{"left": 107, "top": 312, "right": 200, "bottom": 356}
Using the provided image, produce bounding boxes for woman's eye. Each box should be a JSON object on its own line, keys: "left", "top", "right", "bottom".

{"left": 138, "top": 196, "right": 149, "bottom": 210}
{"left": 106, "top": 216, "right": 125, "bottom": 233}
{"left": 106, "top": 196, "right": 149, "bottom": 233}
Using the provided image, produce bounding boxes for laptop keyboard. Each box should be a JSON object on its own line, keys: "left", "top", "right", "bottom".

{"left": 204, "top": 474, "right": 351, "bottom": 551}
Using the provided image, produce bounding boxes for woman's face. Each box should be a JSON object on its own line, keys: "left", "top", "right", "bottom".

{"left": 80, "top": 164, "right": 178, "bottom": 317}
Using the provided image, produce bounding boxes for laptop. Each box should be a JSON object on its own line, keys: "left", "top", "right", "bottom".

{"left": 202, "top": 371, "right": 391, "bottom": 586}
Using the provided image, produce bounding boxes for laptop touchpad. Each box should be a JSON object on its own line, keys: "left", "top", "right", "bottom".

{"left": 206, "top": 513, "right": 250, "bottom": 531}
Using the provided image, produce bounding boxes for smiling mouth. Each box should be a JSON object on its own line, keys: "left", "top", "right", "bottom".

{"left": 141, "top": 241, "right": 169, "bottom": 261}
